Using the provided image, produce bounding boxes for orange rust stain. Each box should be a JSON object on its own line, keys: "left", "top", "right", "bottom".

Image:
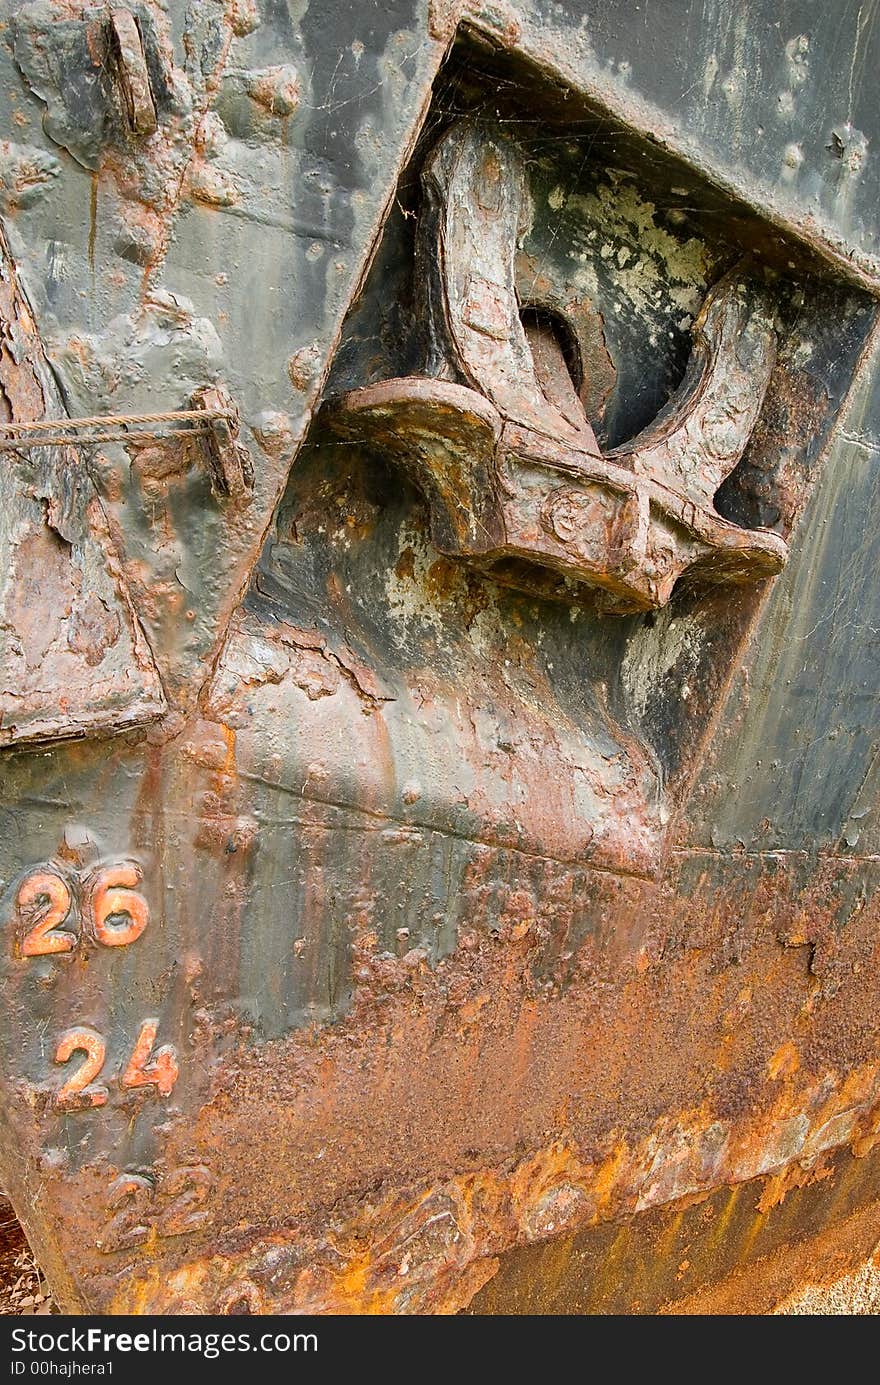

{"left": 588, "top": 1223, "right": 633, "bottom": 1310}
{"left": 653, "top": 1207, "right": 686, "bottom": 1269}
{"left": 852, "top": 1102, "right": 880, "bottom": 1159}
{"left": 735, "top": 1206, "right": 770, "bottom": 1265}
{"left": 531, "top": 1230, "right": 580, "bottom": 1304}
{"left": 767, "top": 1041, "right": 800, "bottom": 1080}
{"left": 829, "top": 1062, "right": 878, "bottom": 1115}
{"left": 507, "top": 997, "right": 540, "bottom": 1093}
{"left": 706, "top": 1185, "right": 741, "bottom": 1256}
{"left": 88, "top": 175, "right": 98, "bottom": 272}
{"left": 221, "top": 724, "right": 236, "bottom": 775}
{"left": 756, "top": 1157, "right": 833, "bottom": 1215}
{"left": 590, "top": 1140, "right": 630, "bottom": 1221}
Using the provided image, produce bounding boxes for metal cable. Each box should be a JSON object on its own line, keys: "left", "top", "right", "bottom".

{"left": 0, "top": 408, "right": 233, "bottom": 451}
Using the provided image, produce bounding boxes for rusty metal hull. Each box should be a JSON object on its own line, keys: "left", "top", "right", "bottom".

{"left": 1, "top": 0, "right": 880, "bottom": 1315}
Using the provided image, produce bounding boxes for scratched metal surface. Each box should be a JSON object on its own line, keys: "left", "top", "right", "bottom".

{"left": 0, "top": 0, "right": 879, "bottom": 1314}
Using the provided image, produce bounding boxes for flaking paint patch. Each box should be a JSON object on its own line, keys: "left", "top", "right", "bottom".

{"left": 621, "top": 606, "right": 705, "bottom": 719}
{"left": 385, "top": 522, "right": 451, "bottom": 640}
{"left": 564, "top": 177, "right": 710, "bottom": 319}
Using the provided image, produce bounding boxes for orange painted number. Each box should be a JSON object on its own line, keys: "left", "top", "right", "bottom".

{"left": 17, "top": 872, "right": 75, "bottom": 957}
{"left": 121, "top": 1019, "right": 178, "bottom": 1097}
{"left": 54, "top": 1028, "right": 108, "bottom": 1110}
{"left": 90, "top": 864, "right": 149, "bottom": 947}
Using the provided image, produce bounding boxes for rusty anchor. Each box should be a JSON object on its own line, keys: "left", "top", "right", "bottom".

{"left": 334, "top": 122, "right": 788, "bottom": 614}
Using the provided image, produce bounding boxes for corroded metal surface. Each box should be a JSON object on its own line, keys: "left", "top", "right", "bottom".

{"left": 0, "top": 0, "right": 879, "bottom": 1317}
